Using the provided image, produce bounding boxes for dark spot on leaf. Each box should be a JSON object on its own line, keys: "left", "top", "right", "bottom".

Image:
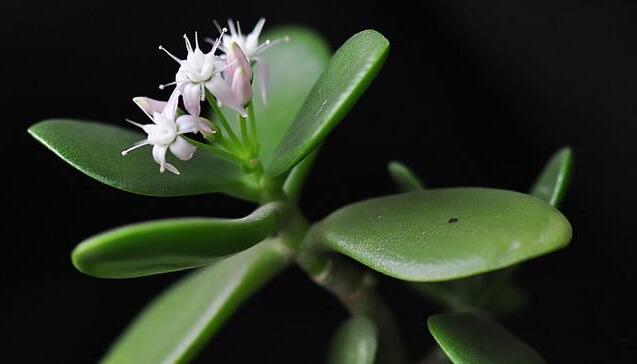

{"left": 448, "top": 218, "right": 459, "bottom": 224}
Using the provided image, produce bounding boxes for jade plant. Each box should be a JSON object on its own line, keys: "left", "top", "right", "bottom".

{"left": 28, "top": 19, "right": 573, "bottom": 364}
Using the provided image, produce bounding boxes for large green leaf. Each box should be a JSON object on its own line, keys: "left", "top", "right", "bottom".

{"left": 28, "top": 120, "right": 258, "bottom": 201}
{"left": 428, "top": 312, "right": 546, "bottom": 364}
{"left": 254, "top": 27, "right": 331, "bottom": 164}
{"left": 314, "top": 188, "right": 572, "bottom": 281}
{"left": 72, "top": 203, "right": 282, "bottom": 278}
{"left": 266, "top": 30, "right": 390, "bottom": 176}
{"left": 327, "top": 316, "right": 378, "bottom": 364}
{"left": 101, "top": 237, "right": 290, "bottom": 364}
{"left": 530, "top": 147, "right": 573, "bottom": 206}
{"left": 388, "top": 161, "right": 423, "bottom": 192}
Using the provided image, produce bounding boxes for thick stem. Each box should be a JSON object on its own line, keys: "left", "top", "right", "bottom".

{"left": 297, "top": 232, "right": 408, "bottom": 364}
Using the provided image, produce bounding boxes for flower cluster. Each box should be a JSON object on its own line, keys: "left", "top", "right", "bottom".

{"left": 122, "top": 18, "right": 284, "bottom": 174}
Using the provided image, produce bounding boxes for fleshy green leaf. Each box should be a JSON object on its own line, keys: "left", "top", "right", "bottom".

{"left": 266, "top": 30, "right": 390, "bottom": 176}
{"left": 388, "top": 161, "right": 423, "bottom": 192}
{"left": 254, "top": 27, "right": 331, "bottom": 165}
{"left": 530, "top": 147, "right": 573, "bottom": 206}
{"left": 283, "top": 148, "right": 320, "bottom": 201}
{"left": 101, "top": 237, "right": 290, "bottom": 364}
{"left": 314, "top": 188, "right": 572, "bottom": 281}
{"left": 28, "top": 120, "right": 258, "bottom": 201}
{"left": 327, "top": 316, "right": 378, "bottom": 364}
{"left": 72, "top": 203, "right": 283, "bottom": 278}
{"left": 428, "top": 312, "right": 546, "bottom": 364}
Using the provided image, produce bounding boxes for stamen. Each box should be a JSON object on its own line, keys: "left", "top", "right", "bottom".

{"left": 252, "top": 37, "right": 289, "bottom": 56}
{"left": 158, "top": 45, "right": 182, "bottom": 64}
{"left": 183, "top": 34, "right": 193, "bottom": 53}
{"left": 213, "top": 19, "right": 223, "bottom": 34}
{"left": 125, "top": 118, "right": 145, "bottom": 128}
{"left": 227, "top": 19, "right": 237, "bottom": 36}
{"left": 121, "top": 140, "right": 150, "bottom": 155}
{"left": 158, "top": 81, "right": 177, "bottom": 90}
{"left": 237, "top": 21, "right": 242, "bottom": 37}
{"left": 194, "top": 31, "right": 199, "bottom": 50}
{"left": 210, "top": 27, "right": 227, "bottom": 54}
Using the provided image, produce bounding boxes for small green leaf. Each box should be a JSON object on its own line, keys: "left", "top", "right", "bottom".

{"left": 101, "top": 237, "right": 290, "bottom": 364}
{"left": 530, "top": 147, "right": 572, "bottom": 207}
{"left": 428, "top": 312, "right": 546, "bottom": 364}
{"left": 327, "top": 316, "right": 378, "bottom": 364}
{"left": 315, "top": 188, "right": 572, "bottom": 281}
{"left": 72, "top": 203, "right": 282, "bottom": 278}
{"left": 388, "top": 161, "right": 423, "bottom": 192}
{"left": 28, "top": 120, "right": 258, "bottom": 201}
{"left": 266, "top": 30, "right": 390, "bottom": 176}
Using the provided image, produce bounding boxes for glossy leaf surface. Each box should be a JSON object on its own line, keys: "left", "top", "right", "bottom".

{"left": 428, "top": 312, "right": 546, "bottom": 364}
{"left": 388, "top": 161, "right": 423, "bottom": 192}
{"left": 530, "top": 147, "right": 572, "bottom": 206}
{"left": 101, "top": 238, "right": 290, "bottom": 364}
{"left": 28, "top": 120, "right": 257, "bottom": 200}
{"left": 72, "top": 203, "right": 282, "bottom": 278}
{"left": 327, "top": 316, "right": 378, "bottom": 364}
{"left": 316, "top": 188, "right": 572, "bottom": 281}
{"left": 266, "top": 30, "right": 389, "bottom": 176}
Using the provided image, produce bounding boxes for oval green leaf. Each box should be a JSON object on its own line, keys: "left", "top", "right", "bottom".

{"left": 388, "top": 161, "right": 423, "bottom": 192}
{"left": 28, "top": 120, "right": 258, "bottom": 201}
{"left": 327, "top": 316, "right": 378, "bottom": 364}
{"left": 428, "top": 312, "right": 546, "bottom": 364}
{"left": 101, "top": 237, "right": 290, "bottom": 364}
{"left": 254, "top": 27, "right": 331, "bottom": 164}
{"left": 315, "top": 188, "right": 572, "bottom": 281}
{"left": 530, "top": 147, "right": 572, "bottom": 207}
{"left": 266, "top": 30, "right": 390, "bottom": 176}
{"left": 72, "top": 203, "right": 282, "bottom": 278}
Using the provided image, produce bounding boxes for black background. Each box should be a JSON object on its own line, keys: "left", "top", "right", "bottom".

{"left": 2, "top": 0, "right": 636, "bottom": 362}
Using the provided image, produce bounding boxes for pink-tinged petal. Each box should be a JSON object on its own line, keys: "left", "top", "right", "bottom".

{"left": 231, "top": 67, "right": 252, "bottom": 106}
{"left": 182, "top": 83, "right": 202, "bottom": 116}
{"left": 206, "top": 75, "right": 247, "bottom": 117}
{"left": 170, "top": 136, "right": 197, "bottom": 161}
{"left": 177, "top": 115, "right": 213, "bottom": 135}
{"left": 161, "top": 89, "right": 181, "bottom": 121}
{"left": 229, "top": 42, "right": 252, "bottom": 79}
{"left": 256, "top": 58, "right": 269, "bottom": 104}
{"left": 133, "top": 97, "right": 167, "bottom": 119}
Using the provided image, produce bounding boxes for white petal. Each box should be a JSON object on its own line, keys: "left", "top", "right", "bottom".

{"left": 152, "top": 144, "right": 169, "bottom": 173}
{"left": 170, "top": 136, "right": 197, "bottom": 161}
{"left": 246, "top": 18, "right": 266, "bottom": 52}
{"left": 182, "top": 83, "right": 202, "bottom": 116}
{"left": 133, "top": 97, "right": 167, "bottom": 120}
{"left": 161, "top": 89, "right": 181, "bottom": 121}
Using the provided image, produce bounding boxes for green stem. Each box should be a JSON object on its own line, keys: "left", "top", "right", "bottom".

{"left": 185, "top": 137, "right": 245, "bottom": 166}
{"left": 239, "top": 115, "right": 249, "bottom": 155}
{"left": 247, "top": 102, "right": 259, "bottom": 157}
{"left": 206, "top": 91, "right": 242, "bottom": 152}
